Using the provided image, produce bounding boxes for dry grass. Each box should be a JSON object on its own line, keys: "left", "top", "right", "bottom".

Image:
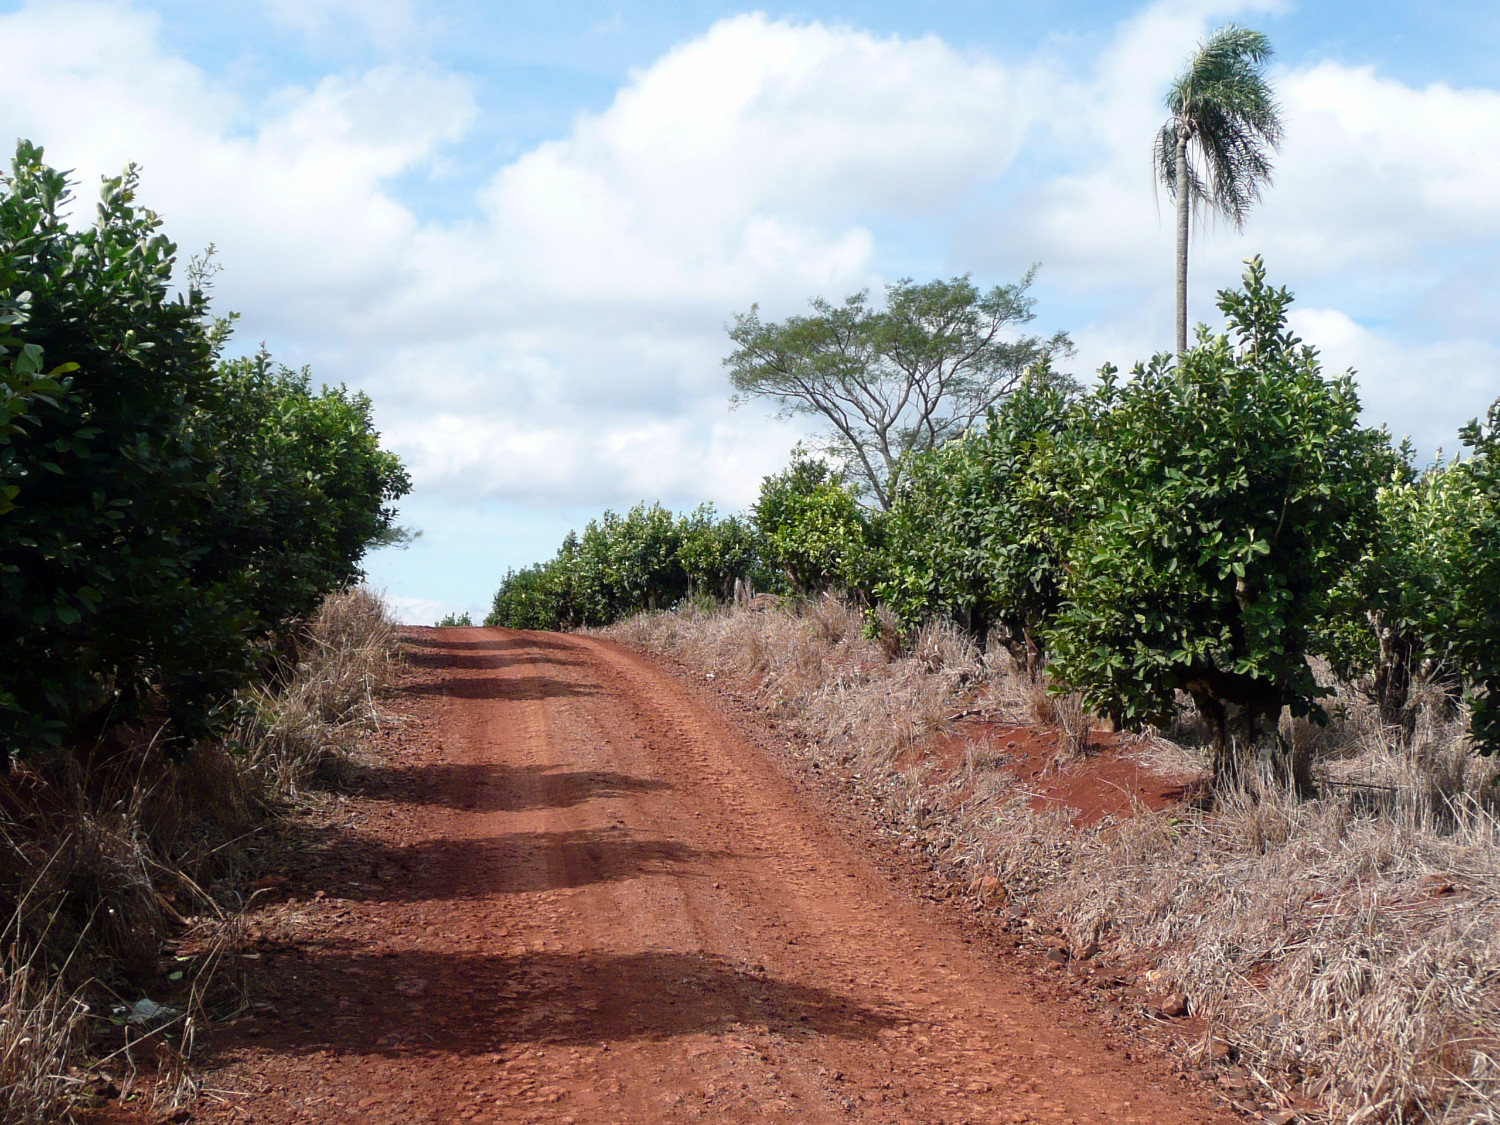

{"left": 0, "top": 956, "right": 89, "bottom": 1125}
{"left": 611, "top": 595, "right": 973, "bottom": 768}
{"left": 236, "top": 586, "right": 401, "bottom": 797}
{"left": 606, "top": 599, "right": 1500, "bottom": 1125}
{"left": 0, "top": 586, "right": 401, "bottom": 1124}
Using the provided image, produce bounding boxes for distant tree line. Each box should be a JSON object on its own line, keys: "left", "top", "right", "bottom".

{"left": 0, "top": 142, "right": 409, "bottom": 764}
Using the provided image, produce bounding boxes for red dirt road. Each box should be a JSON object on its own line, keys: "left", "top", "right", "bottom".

{"left": 199, "top": 628, "right": 1229, "bottom": 1124}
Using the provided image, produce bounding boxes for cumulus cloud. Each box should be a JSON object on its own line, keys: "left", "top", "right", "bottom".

{"left": 0, "top": 0, "right": 1495, "bottom": 523}
{"left": 0, "top": 2, "right": 473, "bottom": 337}
{"left": 354, "top": 14, "right": 1040, "bottom": 506}
{"left": 1289, "top": 308, "right": 1500, "bottom": 454}
{"left": 302, "top": 13, "right": 1033, "bottom": 508}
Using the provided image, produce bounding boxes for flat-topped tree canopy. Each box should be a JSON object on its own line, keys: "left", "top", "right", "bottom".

{"left": 726, "top": 271, "right": 1071, "bottom": 510}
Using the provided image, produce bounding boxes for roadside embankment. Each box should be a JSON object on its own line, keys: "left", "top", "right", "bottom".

{"left": 0, "top": 588, "right": 401, "bottom": 1125}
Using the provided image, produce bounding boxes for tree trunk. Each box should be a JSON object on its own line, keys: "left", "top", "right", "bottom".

{"left": 1175, "top": 128, "right": 1191, "bottom": 357}
{"left": 1369, "top": 610, "right": 1414, "bottom": 730}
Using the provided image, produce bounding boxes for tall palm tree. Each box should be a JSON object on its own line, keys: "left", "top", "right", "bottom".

{"left": 1155, "top": 25, "right": 1284, "bottom": 356}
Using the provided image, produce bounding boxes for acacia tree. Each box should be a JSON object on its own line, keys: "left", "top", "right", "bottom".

{"left": 1155, "top": 25, "right": 1283, "bottom": 356}
{"left": 726, "top": 272, "right": 1070, "bottom": 509}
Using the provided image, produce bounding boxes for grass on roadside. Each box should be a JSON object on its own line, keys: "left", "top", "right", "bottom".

{"left": 0, "top": 586, "right": 402, "bottom": 1125}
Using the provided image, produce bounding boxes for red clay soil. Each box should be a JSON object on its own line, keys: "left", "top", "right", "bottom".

{"left": 154, "top": 628, "right": 1232, "bottom": 1125}
{"left": 926, "top": 722, "right": 1202, "bottom": 826}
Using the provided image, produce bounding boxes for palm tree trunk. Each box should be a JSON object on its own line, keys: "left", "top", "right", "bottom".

{"left": 1175, "top": 128, "right": 1190, "bottom": 357}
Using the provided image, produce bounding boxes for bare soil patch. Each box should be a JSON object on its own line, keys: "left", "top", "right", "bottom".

{"left": 916, "top": 721, "right": 1199, "bottom": 826}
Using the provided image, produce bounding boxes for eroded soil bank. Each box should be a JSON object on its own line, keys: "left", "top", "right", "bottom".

{"left": 185, "top": 627, "right": 1230, "bottom": 1124}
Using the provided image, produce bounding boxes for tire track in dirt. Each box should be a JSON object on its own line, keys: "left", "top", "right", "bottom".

{"left": 197, "top": 627, "right": 1229, "bottom": 1124}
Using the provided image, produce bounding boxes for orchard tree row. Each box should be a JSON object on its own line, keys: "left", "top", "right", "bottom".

{"left": 490, "top": 260, "right": 1500, "bottom": 776}
{"left": 486, "top": 455, "right": 881, "bottom": 631}
{"left": 0, "top": 142, "right": 409, "bottom": 763}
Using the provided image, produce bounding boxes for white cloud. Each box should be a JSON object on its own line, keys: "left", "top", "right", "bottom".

{"left": 0, "top": 3, "right": 474, "bottom": 336}
{"left": 1, "top": 0, "right": 1496, "bottom": 530}
{"left": 282, "top": 13, "right": 1031, "bottom": 506}
{"left": 1289, "top": 308, "right": 1500, "bottom": 456}
{"left": 380, "top": 14, "right": 1036, "bottom": 506}
{"left": 432, "top": 13, "right": 1026, "bottom": 330}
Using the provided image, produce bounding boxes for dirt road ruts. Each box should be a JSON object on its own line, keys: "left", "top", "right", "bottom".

{"left": 196, "top": 627, "right": 1230, "bottom": 1124}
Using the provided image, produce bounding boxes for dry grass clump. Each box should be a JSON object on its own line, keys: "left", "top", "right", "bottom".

{"left": 992, "top": 663, "right": 1094, "bottom": 763}
{"left": 0, "top": 954, "right": 89, "bottom": 1125}
{"left": 1042, "top": 766, "right": 1500, "bottom": 1122}
{"left": 0, "top": 586, "right": 400, "bottom": 1124}
{"left": 607, "top": 598, "right": 1500, "bottom": 1124}
{"left": 237, "top": 586, "right": 401, "bottom": 797}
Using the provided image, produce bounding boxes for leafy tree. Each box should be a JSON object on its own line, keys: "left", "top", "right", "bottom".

{"left": 1045, "top": 259, "right": 1392, "bottom": 783}
{"left": 876, "top": 368, "right": 1075, "bottom": 671}
{"left": 753, "top": 456, "right": 877, "bottom": 596}
{"left": 676, "top": 504, "right": 764, "bottom": 601}
{"left": 1155, "top": 25, "right": 1283, "bottom": 355}
{"left": 436, "top": 610, "right": 474, "bottom": 627}
{"left": 0, "top": 142, "right": 409, "bottom": 762}
{"left": 727, "top": 274, "right": 1070, "bottom": 509}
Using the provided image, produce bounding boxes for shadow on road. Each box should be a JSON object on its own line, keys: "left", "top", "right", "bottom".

{"left": 401, "top": 674, "right": 603, "bottom": 702}
{"left": 210, "top": 947, "right": 897, "bottom": 1059}
{"left": 338, "top": 761, "right": 671, "bottom": 814}
{"left": 402, "top": 632, "right": 580, "bottom": 655}
{"left": 402, "top": 648, "right": 593, "bottom": 672}
{"left": 257, "top": 825, "right": 729, "bottom": 902}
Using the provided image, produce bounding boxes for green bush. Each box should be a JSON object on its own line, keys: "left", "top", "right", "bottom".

{"left": 488, "top": 561, "right": 574, "bottom": 630}
{"left": 1044, "top": 258, "right": 1393, "bottom": 776}
{"left": 1282, "top": 416, "right": 1498, "bottom": 754}
{"left": 1450, "top": 402, "right": 1500, "bottom": 750}
{"left": 0, "top": 142, "right": 408, "bottom": 762}
{"left": 202, "top": 351, "right": 410, "bottom": 635}
{"left": 600, "top": 502, "right": 686, "bottom": 614}
{"left": 487, "top": 502, "right": 774, "bottom": 631}
{"left": 1314, "top": 448, "right": 1453, "bottom": 726}
{"left": 677, "top": 504, "right": 762, "bottom": 602}
{"left": 752, "top": 455, "right": 877, "bottom": 597}
{"left": 877, "top": 369, "right": 1075, "bottom": 669}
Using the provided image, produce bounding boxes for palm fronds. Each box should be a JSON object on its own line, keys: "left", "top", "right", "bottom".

{"left": 1155, "top": 24, "right": 1284, "bottom": 229}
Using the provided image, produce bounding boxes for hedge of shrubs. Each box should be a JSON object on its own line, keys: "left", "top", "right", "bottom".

{"left": 0, "top": 141, "right": 409, "bottom": 764}
{"left": 490, "top": 260, "right": 1499, "bottom": 766}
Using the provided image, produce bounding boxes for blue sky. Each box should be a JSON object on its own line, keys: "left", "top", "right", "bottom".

{"left": 3, "top": 0, "right": 1497, "bottom": 622}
